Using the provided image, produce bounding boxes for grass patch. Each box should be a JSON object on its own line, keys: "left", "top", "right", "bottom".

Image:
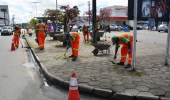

{"left": 27, "top": 41, "right": 37, "bottom": 48}
{"left": 63, "top": 56, "right": 69, "bottom": 59}
{"left": 54, "top": 55, "right": 70, "bottom": 60}
{"left": 127, "top": 71, "right": 144, "bottom": 76}
{"left": 54, "top": 44, "right": 63, "bottom": 47}
{"left": 54, "top": 55, "right": 62, "bottom": 60}
{"left": 85, "top": 42, "right": 92, "bottom": 46}
{"left": 79, "top": 55, "right": 91, "bottom": 58}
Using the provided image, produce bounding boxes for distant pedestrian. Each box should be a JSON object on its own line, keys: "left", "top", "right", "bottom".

{"left": 111, "top": 33, "right": 133, "bottom": 68}
{"left": 13, "top": 24, "right": 21, "bottom": 48}
{"left": 105, "top": 25, "right": 110, "bottom": 33}
{"left": 82, "top": 25, "right": 89, "bottom": 42}
{"left": 36, "top": 19, "right": 47, "bottom": 50}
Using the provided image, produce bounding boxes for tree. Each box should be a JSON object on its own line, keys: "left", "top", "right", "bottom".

{"left": 43, "top": 9, "right": 60, "bottom": 32}
{"left": 43, "top": 5, "right": 79, "bottom": 32}
{"left": 83, "top": 8, "right": 112, "bottom": 27}
{"left": 29, "top": 18, "right": 38, "bottom": 30}
{"left": 59, "top": 5, "right": 80, "bottom": 32}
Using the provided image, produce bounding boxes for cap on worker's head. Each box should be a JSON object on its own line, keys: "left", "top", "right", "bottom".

{"left": 112, "top": 36, "right": 117, "bottom": 42}
{"left": 64, "top": 32, "right": 70, "bottom": 36}
{"left": 38, "top": 19, "right": 42, "bottom": 23}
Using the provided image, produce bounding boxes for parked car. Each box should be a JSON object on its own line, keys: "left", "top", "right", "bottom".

{"left": 109, "top": 24, "right": 118, "bottom": 31}
{"left": 1, "top": 26, "right": 13, "bottom": 35}
{"left": 137, "top": 24, "right": 143, "bottom": 30}
{"left": 0, "top": 26, "right": 3, "bottom": 32}
{"left": 157, "top": 24, "right": 168, "bottom": 32}
{"left": 70, "top": 26, "right": 78, "bottom": 32}
{"left": 123, "top": 25, "right": 133, "bottom": 30}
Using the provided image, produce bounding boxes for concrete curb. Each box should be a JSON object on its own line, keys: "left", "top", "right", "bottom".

{"left": 25, "top": 37, "right": 170, "bottom": 99}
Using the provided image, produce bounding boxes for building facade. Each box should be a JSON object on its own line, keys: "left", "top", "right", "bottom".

{"left": 100, "top": 5, "right": 129, "bottom": 26}
{"left": 0, "top": 5, "right": 9, "bottom": 26}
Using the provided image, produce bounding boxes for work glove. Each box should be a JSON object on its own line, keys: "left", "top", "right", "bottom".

{"left": 114, "top": 55, "right": 117, "bottom": 59}
{"left": 127, "top": 49, "right": 131, "bottom": 54}
{"left": 66, "top": 46, "right": 69, "bottom": 50}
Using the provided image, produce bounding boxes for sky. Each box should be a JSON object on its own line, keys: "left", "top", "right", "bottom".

{"left": 1, "top": 0, "right": 128, "bottom": 23}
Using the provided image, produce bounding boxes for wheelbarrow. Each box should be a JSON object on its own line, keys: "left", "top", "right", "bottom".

{"left": 91, "top": 43, "right": 111, "bottom": 56}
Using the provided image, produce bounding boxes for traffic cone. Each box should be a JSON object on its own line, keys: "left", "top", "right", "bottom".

{"left": 68, "top": 73, "right": 80, "bottom": 100}
{"left": 11, "top": 39, "right": 15, "bottom": 51}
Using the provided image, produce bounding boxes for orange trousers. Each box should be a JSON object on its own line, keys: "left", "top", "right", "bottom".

{"left": 83, "top": 32, "right": 89, "bottom": 41}
{"left": 13, "top": 33, "right": 19, "bottom": 47}
{"left": 70, "top": 33, "right": 80, "bottom": 56}
{"left": 120, "top": 41, "right": 133, "bottom": 65}
{"left": 38, "top": 32, "right": 45, "bottom": 50}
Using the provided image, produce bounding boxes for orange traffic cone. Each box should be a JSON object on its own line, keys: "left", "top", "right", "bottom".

{"left": 11, "top": 39, "right": 15, "bottom": 51}
{"left": 68, "top": 73, "right": 80, "bottom": 100}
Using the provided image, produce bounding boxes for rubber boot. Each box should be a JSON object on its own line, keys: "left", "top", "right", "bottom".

{"left": 125, "top": 64, "right": 131, "bottom": 69}
{"left": 72, "top": 56, "right": 77, "bottom": 61}
{"left": 116, "top": 62, "right": 124, "bottom": 66}
{"left": 69, "top": 55, "right": 74, "bottom": 57}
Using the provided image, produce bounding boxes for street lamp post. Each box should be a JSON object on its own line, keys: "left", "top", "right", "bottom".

{"left": 92, "top": 0, "right": 97, "bottom": 43}
{"left": 88, "top": 1, "right": 90, "bottom": 27}
{"left": 56, "top": 0, "right": 58, "bottom": 32}
{"left": 30, "top": 2, "right": 41, "bottom": 18}
{"left": 12, "top": 15, "right": 15, "bottom": 27}
{"left": 1, "top": 8, "right": 6, "bottom": 25}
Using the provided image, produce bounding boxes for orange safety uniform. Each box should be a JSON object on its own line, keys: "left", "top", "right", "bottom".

{"left": 36, "top": 23, "right": 46, "bottom": 50}
{"left": 82, "top": 25, "right": 89, "bottom": 42}
{"left": 13, "top": 28, "right": 21, "bottom": 48}
{"left": 63, "top": 32, "right": 80, "bottom": 57}
{"left": 113, "top": 33, "right": 133, "bottom": 65}
{"left": 69, "top": 32, "right": 80, "bottom": 57}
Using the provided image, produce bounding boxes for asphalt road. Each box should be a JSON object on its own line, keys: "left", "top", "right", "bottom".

{"left": 0, "top": 34, "right": 105, "bottom": 100}
{"left": 104, "top": 30, "right": 168, "bottom": 44}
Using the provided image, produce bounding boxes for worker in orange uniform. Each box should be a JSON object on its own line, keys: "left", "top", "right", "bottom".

{"left": 111, "top": 33, "right": 133, "bottom": 68}
{"left": 62, "top": 32, "right": 80, "bottom": 61}
{"left": 36, "top": 19, "right": 47, "bottom": 50}
{"left": 13, "top": 24, "right": 21, "bottom": 48}
{"left": 82, "top": 25, "right": 89, "bottom": 42}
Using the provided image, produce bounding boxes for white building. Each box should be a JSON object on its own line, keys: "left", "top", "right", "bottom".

{"left": 100, "top": 5, "right": 129, "bottom": 26}
{"left": 0, "top": 5, "right": 10, "bottom": 26}
{"left": 100, "top": 5, "right": 147, "bottom": 27}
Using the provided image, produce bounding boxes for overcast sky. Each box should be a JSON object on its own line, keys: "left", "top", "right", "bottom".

{"left": 1, "top": 0, "right": 128, "bottom": 23}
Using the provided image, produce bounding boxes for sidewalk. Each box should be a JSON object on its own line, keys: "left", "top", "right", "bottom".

{"left": 25, "top": 31, "right": 170, "bottom": 99}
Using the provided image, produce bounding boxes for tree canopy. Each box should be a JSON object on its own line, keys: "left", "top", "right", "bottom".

{"left": 43, "top": 5, "right": 80, "bottom": 32}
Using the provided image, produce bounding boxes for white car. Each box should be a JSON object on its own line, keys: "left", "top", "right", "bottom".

{"left": 70, "top": 26, "right": 78, "bottom": 32}
{"left": 109, "top": 24, "right": 118, "bottom": 31}
{"left": 1, "top": 26, "right": 13, "bottom": 35}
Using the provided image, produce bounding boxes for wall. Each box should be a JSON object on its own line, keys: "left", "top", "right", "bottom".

{"left": 100, "top": 5, "right": 128, "bottom": 26}
{"left": 0, "top": 5, "right": 9, "bottom": 26}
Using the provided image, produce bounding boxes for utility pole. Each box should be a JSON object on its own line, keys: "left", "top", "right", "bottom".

{"left": 88, "top": 1, "right": 90, "bottom": 27}
{"left": 1, "top": 8, "right": 6, "bottom": 25}
{"left": 56, "top": 0, "right": 58, "bottom": 32}
{"left": 30, "top": 2, "right": 41, "bottom": 18}
{"left": 92, "top": 0, "right": 97, "bottom": 43}
{"left": 12, "top": 15, "right": 15, "bottom": 27}
{"left": 132, "top": 0, "right": 138, "bottom": 70}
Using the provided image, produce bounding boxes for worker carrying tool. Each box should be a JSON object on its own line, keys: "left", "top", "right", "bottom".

{"left": 111, "top": 33, "right": 133, "bottom": 69}
{"left": 62, "top": 32, "right": 80, "bottom": 61}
